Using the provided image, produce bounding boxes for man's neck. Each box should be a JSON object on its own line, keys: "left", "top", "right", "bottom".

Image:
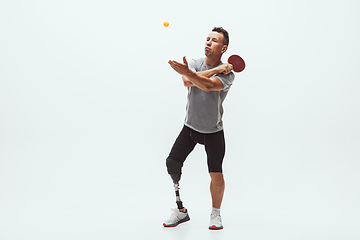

{"left": 205, "top": 56, "right": 222, "bottom": 67}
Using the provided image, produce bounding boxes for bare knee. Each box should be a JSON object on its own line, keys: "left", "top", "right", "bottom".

{"left": 210, "top": 172, "right": 224, "bottom": 185}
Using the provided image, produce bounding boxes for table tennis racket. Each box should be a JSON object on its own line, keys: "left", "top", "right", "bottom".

{"left": 228, "top": 55, "right": 246, "bottom": 73}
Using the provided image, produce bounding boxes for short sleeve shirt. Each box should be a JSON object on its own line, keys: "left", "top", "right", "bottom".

{"left": 184, "top": 58, "right": 235, "bottom": 133}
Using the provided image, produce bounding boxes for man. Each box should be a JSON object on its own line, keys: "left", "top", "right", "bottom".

{"left": 164, "top": 27, "right": 235, "bottom": 230}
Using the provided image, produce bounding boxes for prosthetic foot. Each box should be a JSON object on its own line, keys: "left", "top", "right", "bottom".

{"left": 163, "top": 175, "right": 190, "bottom": 227}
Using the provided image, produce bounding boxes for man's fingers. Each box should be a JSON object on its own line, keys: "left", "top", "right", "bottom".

{"left": 168, "top": 58, "right": 191, "bottom": 76}
{"left": 220, "top": 63, "right": 234, "bottom": 75}
{"left": 223, "top": 64, "right": 233, "bottom": 75}
{"left": 169, "top": 60, "right": 183, "bottom": 67}
{"left": 169, "top": 60, "right": 186, "bottom": 74}
{"left": 169, "top": 60, "right": 181, "bottom": 70}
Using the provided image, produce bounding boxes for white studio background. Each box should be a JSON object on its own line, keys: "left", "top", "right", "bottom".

{"left": 1, "top": 0, "right": 359, "bottom": 239}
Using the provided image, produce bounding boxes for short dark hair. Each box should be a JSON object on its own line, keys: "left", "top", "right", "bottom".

{"left": 212, "top": 27, "right": 229, "bottom": 46}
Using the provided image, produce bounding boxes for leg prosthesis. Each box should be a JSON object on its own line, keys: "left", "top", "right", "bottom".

{"left": 173, "top": 182, "right": 183, "bottom": 209}
{"left": 166, "top": 157, "right": 184, "bottom": 209}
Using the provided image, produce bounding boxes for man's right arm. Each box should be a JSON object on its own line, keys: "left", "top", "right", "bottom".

{"left": 183, "top": 76, "right": 195, "bottom": 87}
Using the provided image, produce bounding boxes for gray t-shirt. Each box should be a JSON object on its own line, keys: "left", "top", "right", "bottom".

{"left": 184, "top": 58, "right": 235, "bottom": 133}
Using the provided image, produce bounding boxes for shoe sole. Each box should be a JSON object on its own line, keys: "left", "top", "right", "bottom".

{"left": 163, "top": 216, "right": 190, "bottom": 227}
{"left": 209, "top": 225, "right": 223, "bottom": 230}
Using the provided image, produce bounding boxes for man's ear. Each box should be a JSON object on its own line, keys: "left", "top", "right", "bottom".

{"left": 221, "top": 45, "right": 228, "bottom": 54}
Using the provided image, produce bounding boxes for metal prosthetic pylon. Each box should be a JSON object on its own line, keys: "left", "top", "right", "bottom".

{"left": 173, "top": 182, "right": 184, "bottom": 209}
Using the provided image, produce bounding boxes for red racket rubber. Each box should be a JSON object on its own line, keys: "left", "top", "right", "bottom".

{"left": 228, "top": 55, "right": 246, "bottom": 72}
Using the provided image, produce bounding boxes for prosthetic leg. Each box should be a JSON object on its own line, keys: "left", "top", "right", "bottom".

{"left": 167, "top": 158, "right": 185, "bottom": 210}
{"left": 163, "top": 173, "right": 190, "bottom": 227}
{"left": 173, "top": 181, "right": 184, "bottom": 209}
{"left": 169, "top": 172, "right": 185, "bottom": 210}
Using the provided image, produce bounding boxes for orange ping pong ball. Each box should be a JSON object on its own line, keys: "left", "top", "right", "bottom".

{"left": 163, "top": 21, "right": 169, "bottom": 27}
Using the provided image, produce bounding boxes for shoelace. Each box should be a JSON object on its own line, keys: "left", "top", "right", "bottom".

{"left": 167, "top": 208, "right": 180, "bottom": 221}
{"left": 210, "top": 213, "right": 222, "bottom": 222}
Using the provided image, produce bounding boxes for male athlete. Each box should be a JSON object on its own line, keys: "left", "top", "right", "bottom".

{"left": 164, "top": 27, "right": 235, "bottom": 230}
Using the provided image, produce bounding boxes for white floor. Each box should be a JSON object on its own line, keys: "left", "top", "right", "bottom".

{"left": 1, "top": 194, "right": 359, "bottom": 240}
{"left": 1, "top": 142, "right": 359, "bottom": 240}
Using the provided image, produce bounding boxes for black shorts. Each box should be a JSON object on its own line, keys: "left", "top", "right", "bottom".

{"left": 167, "top": 125, "right": 225, "bottom": 173}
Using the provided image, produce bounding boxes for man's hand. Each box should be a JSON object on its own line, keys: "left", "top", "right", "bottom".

{"left": 168, "top": 56, "right": 193, "bottom": 76}
{"left": 216, "top": 63, "right": 233, "bottom": 75}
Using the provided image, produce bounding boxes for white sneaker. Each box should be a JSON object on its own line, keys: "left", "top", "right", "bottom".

{"left": 163, "top": 208, "right": 190, "bottom": 227}
{"left": 209, "top": 212, "right": 223, "bottom": 230}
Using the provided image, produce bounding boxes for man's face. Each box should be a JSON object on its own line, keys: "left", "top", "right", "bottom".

{"left": 205, "top": 31, "right": 227, "bottom": 57}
